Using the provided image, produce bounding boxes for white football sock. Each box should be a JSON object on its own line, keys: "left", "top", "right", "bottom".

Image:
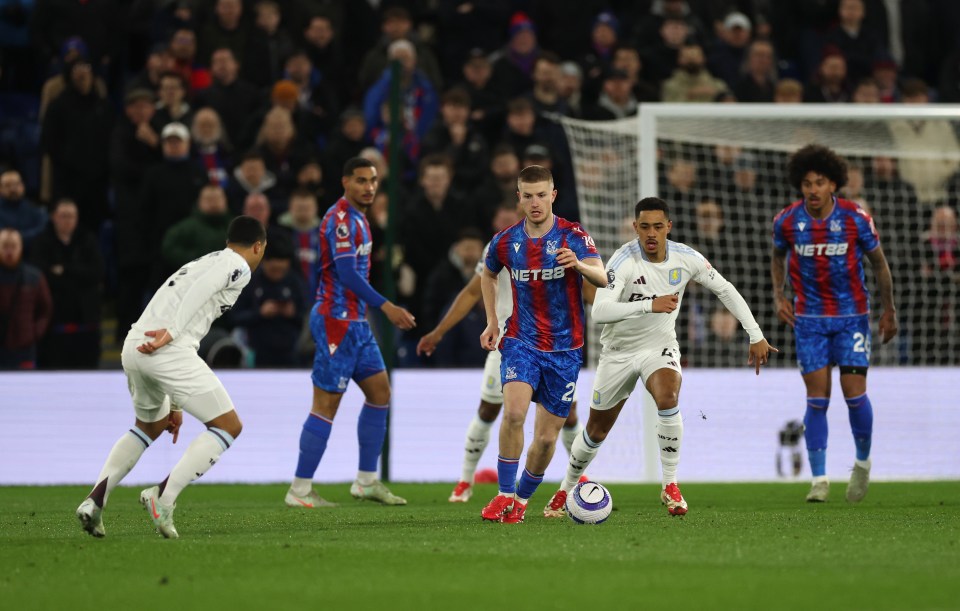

{"left": 561, "top": 430, "right": 602, "bottom": 493}
{"left": 291, "top": 476, "right": 312, "bottom": 496}
{"left": 158, "top": 428, "right": 233, "bottom": 508}
{"left": 356, "top": 470, "right": 377, "bottom": 486}
{"left": 90, "top": 428, "right": 152, "bottom": 507}
{"left": 657, "top": 410, "right": 683, "bottom": 486}
{"left": 460, "top": 414, "right": 493, "bottom": 484}
{"left": 560, "top": 421, "right": 583, "bottom": 455}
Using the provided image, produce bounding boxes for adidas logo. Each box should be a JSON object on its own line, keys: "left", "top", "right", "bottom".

{"left": 634, "top": 276, "right": 646, "bottom": 285}
{"left": 662, "top": 447, "right": 678, "bottom": 452}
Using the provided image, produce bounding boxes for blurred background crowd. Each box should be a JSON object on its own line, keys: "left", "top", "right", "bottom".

{"left": 1, "top": 0, "right": 959, "bottom": 370}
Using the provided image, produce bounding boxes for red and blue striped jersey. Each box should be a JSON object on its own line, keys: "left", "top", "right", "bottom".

{"left": 485, "top": 216, "right": 600, "bottom": 351}
{"left": 772, "top": 197, "right": 879, "bottom": 317}
{"left": 315, "top": 198, "right": 374, "bottom": 320}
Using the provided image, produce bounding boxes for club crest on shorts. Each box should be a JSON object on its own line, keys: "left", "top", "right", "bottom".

{"left": 486, "top": 375, "right": 496, "bottom": 388}
{"left": 505, "top": 367, "right": 517, "bottom": 380}
{"left": 337, "top": 377, "right": 348, "bottom": 390}
{"left": 592, "top": 390, "right": 601, "bottom": 405}
{"left": 668, "top": 268, "right": 682, "bottom": 285}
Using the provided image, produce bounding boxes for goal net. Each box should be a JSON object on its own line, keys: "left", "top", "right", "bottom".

{"left": 562, "top": 104, "right": 960, "bottom": 369}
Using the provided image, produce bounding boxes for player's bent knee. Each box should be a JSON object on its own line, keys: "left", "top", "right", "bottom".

{"left": 585, "top": 420, "right": 611, "bottom": 442}
{"left": 477, "top": 400, "right": 501, "bottom": 422}
{"left": 205, "top": 409, "right": 243, "bottom": 438}
{"left": 136, "top": 418, "right": 169, "bottom": 440}
{"left": 363, "top": 391, "right": 390, "bottom": 407}
{"left": 533, "top": 432, "right": 559, "bottom": 451}
{"left": 654, "top": 392, "right": 679, "bottom": 410}
{"left": 502, "top": 407, "right": 526, "bottom": 427}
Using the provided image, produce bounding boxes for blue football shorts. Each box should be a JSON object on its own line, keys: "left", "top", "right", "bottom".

{"left": 499, "top": 337, "right": 582, "bottom": 417}
{"left": 310, "top": 313, "right": 385, "bottom": 393}
{"left": 794, "top": 314, "right": 871, "bottom": 375}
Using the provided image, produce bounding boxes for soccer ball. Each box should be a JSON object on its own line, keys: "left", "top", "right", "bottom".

{"left": 565, "top": 481, "right": 612, "bottom": 524}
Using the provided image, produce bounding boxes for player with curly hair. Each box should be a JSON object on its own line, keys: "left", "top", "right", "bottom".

{"left": 771, "top": 144, "right": 898, "bottom": 503}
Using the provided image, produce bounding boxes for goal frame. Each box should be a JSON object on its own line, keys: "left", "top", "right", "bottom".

{"left": 638, "top": 102, "right": 960, "bottom": 198}
{"left": 609, "top": 103, "right": 960, "bottom": 482}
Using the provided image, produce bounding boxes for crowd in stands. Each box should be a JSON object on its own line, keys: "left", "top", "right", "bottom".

{"left": 1, "top": 0, "right": 959, "bottom": 369}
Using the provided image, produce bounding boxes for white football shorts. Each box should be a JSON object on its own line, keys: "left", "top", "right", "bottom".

{"left": 121, "top": 340, "right": 235, "bottom": 423}
{"left": 590, "top": 343, "right": 682, "bottom": 410}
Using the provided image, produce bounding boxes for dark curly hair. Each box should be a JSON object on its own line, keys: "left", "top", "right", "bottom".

{"left": 786, "top": 144, "right": 848, "bottom": 192}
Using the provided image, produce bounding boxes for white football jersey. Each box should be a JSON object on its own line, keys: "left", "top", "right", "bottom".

{"left": 130, "top": 248, "right": 251, "bottom": 351}
{"left": 477, "top": 241, "right": 513, "bottom": 335}
{"left": 595, "top": 239, "right": 763, "bottom": 353}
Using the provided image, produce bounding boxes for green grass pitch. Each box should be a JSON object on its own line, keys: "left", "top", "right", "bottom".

{"left": 2, "top": 482, "right": 958, "bottom": 610}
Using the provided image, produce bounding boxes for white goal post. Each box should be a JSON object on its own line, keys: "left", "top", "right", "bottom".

{"left": 563, "top": 103, "right": 960, "bottom": 370}
{"left": 562, "top": 104, "right": 960, "bottom": 481}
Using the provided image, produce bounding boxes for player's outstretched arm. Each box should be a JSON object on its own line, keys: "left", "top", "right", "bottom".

{"left": 866, "top": 246, "right": 899, "bottom": 344}
{"left": 770, "top": 248, "right": 795, "bottom": 327}
{"left": 479, "top": 269, "right": 499, "bottom": 351}
{"left": 556, "top": 248, "right": 607, "bottom": 287}
{"left": 417, "top": 274, "right": 483, "bottom": 356}
{"left": 697, "top": 261, "right": 778, "bottom": 372}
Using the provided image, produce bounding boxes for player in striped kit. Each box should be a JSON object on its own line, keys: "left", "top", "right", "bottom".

{"left": 544, "top": 197, "right": 776, "bottom": 518}
{"left": 415, "top": 233, "right": 592, "bottom": 503}
{"left": 284, "top": 157, "right": 415, "bottom": 508}
{"left": 771, "top": 145, "right": 898, "bottom": 503}
{"left": 479, "top": 165, "right": 608, "bottom": 524}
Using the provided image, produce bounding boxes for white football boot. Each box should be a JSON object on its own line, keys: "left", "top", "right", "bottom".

{"left": 350, "top": 480, "right": 407, "bottom": 505}
{"left": 76, "top": 498, "right": 105, "bottom": 538}
{"left": 285, "top": 488, "right": 338, "bottom": 508}
{"left": 140, "top": 486, "right": 179, "bottom": 539}
{"left": 806, "top": 479, "right": 830, "bottom": 503}
{"left": 846, "top": 460, "right": 871, "bottom": 503}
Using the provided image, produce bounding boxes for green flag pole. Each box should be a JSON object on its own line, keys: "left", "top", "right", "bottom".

{"left": 380, "top": 59, "right": 402, "bottom": 482}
